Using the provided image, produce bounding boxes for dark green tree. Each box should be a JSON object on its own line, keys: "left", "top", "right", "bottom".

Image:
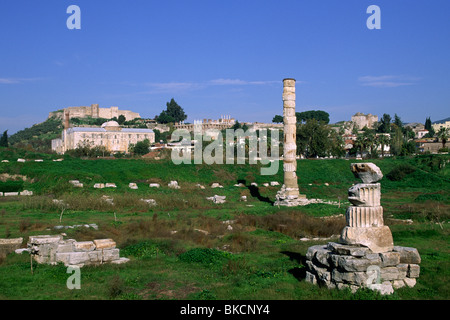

{"left": 165, "top": 98, "right": 187, "bottom": 123}
{"left": 394, "top": 114, "right": 403, "bottom": 129}
{"left": 118, "top": 115, "right": 126, "bottom": 125}
{"left": 157, "top": 111, "right": 175, "bottom": 124}
{"left": 424, "top": 117, "right": 435, "bottom": 137}
{"left": 272, "top": 115, "right": 283, "bottom": 123}
{"left": 296, "top": 119, "right": 330, "bottom": 157}
{"left": 0, "top": 130, "right": 8, "bottom": 147}
{"left": 377, "top": 114, "right": 392, "bottom": 133}
{"left": 296, "top": 110, "right": 330, "bottom": 124}
{"left": 132, "top": 139, "right": 151, "bottom": 155}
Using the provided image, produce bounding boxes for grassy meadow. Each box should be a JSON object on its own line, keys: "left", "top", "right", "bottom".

{"left": 0, "top": 149, "right": 448, "bottom": 300}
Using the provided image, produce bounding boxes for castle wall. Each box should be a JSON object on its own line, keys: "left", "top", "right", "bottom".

{"left": 49, "top": 105, "right": 140, "bottom": 121}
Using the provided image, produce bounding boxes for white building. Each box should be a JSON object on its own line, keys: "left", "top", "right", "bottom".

{"left": 52, "top": 121, "right": 155, "bottom": 155}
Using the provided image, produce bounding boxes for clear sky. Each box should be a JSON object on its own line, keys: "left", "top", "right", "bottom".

{"left": 1, "top": 0, "right": 449, "bottom": 134}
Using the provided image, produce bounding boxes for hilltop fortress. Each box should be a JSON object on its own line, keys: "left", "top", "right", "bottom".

{"left": 49, "top": 104, "right": 140, "bottom": 121}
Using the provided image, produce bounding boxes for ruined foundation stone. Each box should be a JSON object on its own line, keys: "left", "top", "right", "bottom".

{"left": 27, "top": 235, "right": 128, "bottom": 267}
{"left": 305, "top": 163, "right": 421, "bottom": 294}
{"left": 0, "top": 238, "right": 23, "bottom": 258}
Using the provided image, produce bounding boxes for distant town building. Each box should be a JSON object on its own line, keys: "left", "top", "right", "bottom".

{"left": 415, "top": 140, "right": 442, "bottom": 153}
{"left": 49, "top": 104, "right": 140, "bottom": 121}
{"left": 432, "top": 118, "right": 450, "bottom": 132}
{"left": 174, "top": 115, "right": 236, "bottom": 132}
{"left": 52, "top": 120, "right": 154, "bottom": 155}
{"left": 351, "top": 112, "right": 378, "bottom": 130}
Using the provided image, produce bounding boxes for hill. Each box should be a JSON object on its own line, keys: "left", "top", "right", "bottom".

{"left": 8, "top": 117, "right": 63, "bottom": 152}
{"left": 433, "top": 117, "right": 450, "bottom": 124}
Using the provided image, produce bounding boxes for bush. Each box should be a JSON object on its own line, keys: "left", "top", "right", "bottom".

{"left": 122, "top": 241, "right": 162, "bottom": 259}
{"left": 386, "top": 164, "right": 416, "bottom": 181}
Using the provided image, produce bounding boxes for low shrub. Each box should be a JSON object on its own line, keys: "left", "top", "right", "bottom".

{"left": 386, "top": 164, "right": 416, "bottom": 181}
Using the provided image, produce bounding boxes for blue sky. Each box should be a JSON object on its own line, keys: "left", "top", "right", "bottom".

{"left": 1, "top": 0, "right": 449, "bottom": 134}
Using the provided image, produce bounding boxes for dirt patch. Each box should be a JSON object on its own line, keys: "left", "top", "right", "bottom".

{"left": 140, "top": 281, "right": 199, "bottom": 300}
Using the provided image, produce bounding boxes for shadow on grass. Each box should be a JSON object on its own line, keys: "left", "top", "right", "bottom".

{"left": 281, "top": 251, "right": 307, "bottom": 281}
{"left": 238, "top": 179, "right": 274, "bottom": 205}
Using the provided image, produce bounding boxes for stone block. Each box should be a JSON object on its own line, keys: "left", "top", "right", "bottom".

{"left": 306, "top": 245, "right": 327, "bottom": 261}
{"left": 393, "top": 280, "right": 405, "bottom": 289}
{"left": 4, "top": 192, "right": 19, "bottom": 197}
{"left": 332, "top": 269, "right": 368, "bottom": 286}
{"left": 339, "top": 226, "right": 394, "bottom": 253}
{"left": 403, "top": 277, "right": 417, "bottom": 288}
{"left": 335, "top": 254, "right": 381, "bottom": 272}
{"left": 314, "top": 248, "right": 331, "bottom": 268}
{"left": 149, "top": 183, "right": 160, "bottom": 188}
{"left": 94, "top": 183, "right": 105, "bottom": 189}
{"left": 56, "top": 243, "right": 75, "bottom": 253}
{"left": 327, "top": 242, "right": 370, "bottom": 257}
{"left": 393, "top": 246, "right": 421, "bottom": 264}
{"left": 20, "top": 190, "right": 33, "bottom": 196}
{"left": 397, "top": 264, "right": 408, "bottom": 279}
{"left": 0, "top": 238, "right": 23, "bottom": 258}
{"left": 55, "top": 252, "right": 71, "bottom": 265}
{"left": 128, "top": 183, "right": 138, "bottom": 189}
{"left": 351, "top": 163, "right": 383, "bottom": 183}
{"left": 407, "top": 264, "right": 420, "bottom": 278}
{"left": 105, "top": 183, "right": 117, "bottom": 188}
{"left": 379, "top": 251, "right": 400, "bottom": 267}
{"left": 93, "top": 239, "right": 116, "bottom": 249}
{"left": 305, "top": 271, "right": 317, "bottom": 285}
{"left": 380, "top": 267, "right": 399, "bottom": 281}
{"left": 29, "top": 235, "right": 63, "bottom": 245}
{"left": 211, "top": 183, "right": 223, "bottom": 188}
{"left": 367, "top": 281, "right": 394, "bottom": 295}
{"left": 88, "top": 251, "right": 102, "bottom": 263}
{"left": 74, "top": 241, "right": 95, "bottom": 252}
{"left": 67, "top": 252, "right": 90, "bottom": 266}
{"left": 102, "top": 248, "right": 120, "bottom": 262}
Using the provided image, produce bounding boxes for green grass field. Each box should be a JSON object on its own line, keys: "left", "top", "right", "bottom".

{"left": 0, "top": 150, "right": 448, "bottom": 300}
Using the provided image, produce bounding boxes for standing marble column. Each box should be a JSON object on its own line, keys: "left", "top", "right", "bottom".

{"left": 275, "top": 78, "right": 306, "bottom": 206}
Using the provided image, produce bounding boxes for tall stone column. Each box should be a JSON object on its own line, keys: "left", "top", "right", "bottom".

{"left": 275, "top": 78, "right": 306, "bottom": 206}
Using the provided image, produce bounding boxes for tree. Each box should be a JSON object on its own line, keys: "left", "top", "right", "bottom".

{"left": 376, "top": 134, "right": 390, "bottom": 157}
{"left": 0, "top": 130, "right": 8, "bottom": 147}
{"left": 118, "top": 115, "right": 126, "bottom": 125}
{"left": 390, "top": 126, "right": 404, "bottom": 156}
{"left": 393, "top": 114, "right": 403, "bottom": 129}
{"left": 377, "top": 114, "right": 392, "bottom": 133}
{"left": 132, "top": 139, "right": 151, "bottom": 155}
{"left": 165, "top": 98, "right": 187, "bottom": 123}
{"left": 437, "top": 127, "right": 449, "bottom": 149}
{"left": 296, "top": 119, "right": 330, "bottom": 157}
{"left": 362, "top": 128, "right": 377, "bottom": 157}
{"left": 156, "top": 111, "right": 175, "bottom": 124}
{"left": 424, "top": 117, "right": 435, "bottom": 137}
{"left": 272, "top": 115, "right": 283, "bottom": 123}
{"left": 296, "top": 110, "right": 330, "bottom": 124}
